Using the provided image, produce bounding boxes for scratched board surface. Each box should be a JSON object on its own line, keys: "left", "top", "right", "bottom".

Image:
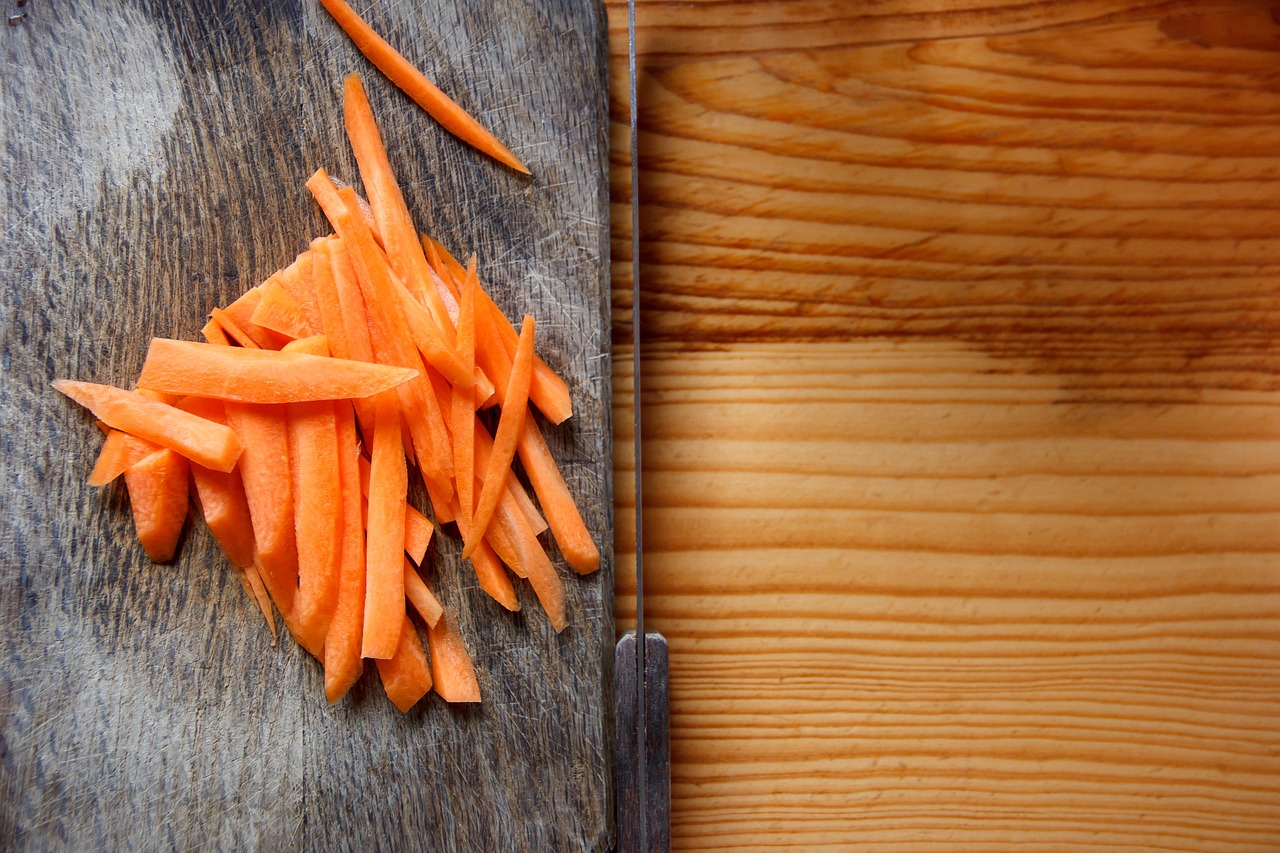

{"left": 0, "top": 1, "right": 612, "bottom": 849}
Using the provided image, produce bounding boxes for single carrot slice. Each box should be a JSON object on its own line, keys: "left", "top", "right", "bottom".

{"left": 190, "top": 459, "right": 257, "bottom": 570}
{"left": 403, "top": 558, "right": 443, "bottom": 627}
{"left": 426, "top": 611, "right": 481, "bottom": 703}
{"left": 282, "top": 335, "right": 342, "bottom": 657}
{"left": 325, "top": 402, "right": 367, "bottom": 704}
{"left": 222, "top": 287, "right": 291, "bottom": 350}
{"left": 318, "top": 2, "right": 529, "bottom": 174}
{"left": 224, "top": 402, "right": 298, "bottom": 615}
{"left": 502, "top": 498, "right": 566, "bottom": 632}
{"left": 462, "top": 315, "right": 534, "bottom": 559}
{"left": 518, "top": 414, "right": 599, "bottom": 573}
{"left": 123, "top": 448, "right": 190, "bottom": 563}
{"left": 250, "top": 277, "right": 314, "bottom": 341}
{"left": 311, "top": 239, "right": 354, "bottom": 362}
{"left": 471, "top": 538, "right": 519, "bottom": 612}
{"left": 209, "top": 307, "right": 262, "bottom": 349}
{"left": 326, "top": 237, "right": 380, "bottom": 438}
{"left": 88, "top": 429, "right": 160, "bottom": 487}
{"left": 201, "top": 317, "right": 232, "bottom": 346}
{"left": 137, "top": 338, "right": 418, "bottom": 404}
{"left": 238, "top": 564, "right": 278, "bottom": 641}
{"left": 375, "top": 617, "right": 433, "bottom": 713}
{"left": 357, "top": 454, "right": 434, "bottom": 562}
{"left": 452, "top": 256, "right": 478, "bottom": 528}
{"left": 280, "top": 253, "right": 324, "bottom": 336}
{"left": 53, "top": 380, "right": 242, "bottom": 473}
{"left": 362, "top": 391, "right": 407, "bottom": 660}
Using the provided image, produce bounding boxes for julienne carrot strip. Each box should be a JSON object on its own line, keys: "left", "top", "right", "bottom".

{"left": 53, "top": 380, "right": 242, "bottom": 473}
{"left": 251, "top": 277, "right": 314, "bottom": 341}
{"left": 362, "top": 391, "right": 407, "bottom": 660}
{"left": 280, "top": 253, "right": 324, "bottom": 336}
{"left": 518, "top": 414, "right": 600, "bottom": 574}
{"left": 324, "top": 401, "right": 367, "bottom": 704}
{"left": 201, "top": 317, "right": 232, "bottom": 346}
{"left": 462, "top": 315, "right": 534, "bottom": 559}
{"left": 452, "top": 256, "right": 478, "bottom": 528}
{"left": 222, "top": 287, "right": 291, "bottom": 351}
{"left": 138, "top": 338, "right": 417, "bottom": 404}
{"left": 88, "top": 429, "right": 160, "bottom": 487}
{"left": 421, "top": 238, "right": 460, "bottom": 326}
{"left": 224, "top": 402, "right": 298, "bottom": 615}
{"left": 282, "top": 336, "right": 342, "bottom": 659}
{"left": 343, "top": 73, "right": 457, "bottom": 338}
{"left": 326, "top": 237, "right": 380, "bottom": 439}
{"left": 470, "top": 539, "right": 519, "bottom": 611}
{"left": 403, "top": 558, "right": 443, "bottom": 627}
{"left": 175, "top": 395, "right": 259, "bottom": 571}
{"left": 123, "top": 448, "right": 190, "bottom": 563}
{"left": 426, "top": 611, "right": 481, "bottom": 703}
{"left": 209, "top": 308, "right": 261, "bottom": 349}
{"left": 356, "top": 454, "right": 434, "bottom": 562}
{"left": 375, "top": 616, "right": 433, "bottom": 713}
{"left": 239, "top": 564, "right": 277, "bottom": 641}
{"left": 501, "top": 496, "right": 567, "bottom": 632}
{"left": 318, "top": 1, "right": 530, "bottom": 175}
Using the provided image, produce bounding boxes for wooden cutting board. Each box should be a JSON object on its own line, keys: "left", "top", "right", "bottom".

{"left": 0, "top": 1, "right": 613, "bottom": 849}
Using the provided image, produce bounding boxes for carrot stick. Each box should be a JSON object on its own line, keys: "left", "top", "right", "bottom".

{"left": 403, "top": 558, "right": 443, "bottom": 627}
{"left": 123, "top": 448, "right": 190, "bottom": 563}
{"left": 239, "top": 564, "right": 277, "bottom": 641}
{"left": 471, "top": 538, "right": 519, "bottom": 611}
{"left": 356, "top": 454, "right": 434, "bottom": 562}
{"left": 137, "top": 338, "right": 417, "bottom": 404}
{"left": 375, "top": 617, "right": 433, "bottom": 712}
{"left": 518, "top": 414, "right": 599, "bottom": 573}
{"left": 462, "top": 315, "right": 534, "bottom": 558}
{"left": 502, "top": 497, "right": 566, "bottom": 632}
{"left": 362, "top": 391, "right": 407, "bottom": 660}
{"left": 222, "top": 287, "right": 291, "bottom": 350}
{"left": 88, "top": 429, "right": 160, "bottom": 487}
{"left": 177, "top": 394, "right": 259, "bottom": 571}
{"left": 53, "top": 380, "right": 242, "bottom": 473}
{"left": 224, "top": 402, "right": 298, "bottom": 615}
{"left": 282, "top": 336, "right": 342, "bottom": 657}
{"left": 318, "top": 3, "right": 530, "bottom": 174}
{"left": 452, "top": 256, "right": 478, "bottom": 528}
{"left": 209, "top": 308, "right": 261, "bottom": 349}
{"left": 343, "top": 73, "right": 458, "bottom": 336}
{"left": 201, "top": 317, "right": 232, "bottom": 346}
{"left": 325, "top": 401, "right": 367, "bottom": 703}
{"left": 251, "top": 277, "right": 314, "bottom": 340}
{"left": 279, "top": 253, "right": 324, "bottom": 336}
{"left": 326, "top": 238, "right": 380, "bottom": 438}
{"left": 426, "top": 611, "right": 481, "bottom": 703}
{"left": 310, "top": 239, "right": 354, "bottom": 362}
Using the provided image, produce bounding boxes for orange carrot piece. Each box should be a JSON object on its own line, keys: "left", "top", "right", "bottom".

{"left": 452, "top": 256, "right": 478, "bottom": 528}
{"left": 471, "top": 538, "right": 519, "bottom": 611}
{"left": 403, "top": 558, "right": 443, "bottom": 627}
{"left": 424, "top": 476, "right": 456, "bottom": 525}
{"left": 463, "top": 315, "right": 534, "bottom": 558}
{"left": 201, "top": 317, "right": 232, "bottom": 346}
{"left": 250, "top": 277, "right": 314, "bottom": 341}
{"left": 88, "top": 429, "right": 160, "bottom": 487}
{"left": 503, "top": 498, "right": 566, "bottom": 632}
{"left": 238, "top": 564, "right": 277, "bottom": 641}
{"left": 362, "top": 391, "right": 407, "bottom": 660}
{"left": 280, "top": 253, "right": 324, "bottom": 336}
{"left": 191, "top": 460, "right": 257, "bottom": 570}
{"left": 209, "top": 307, "right": 261, "bottom": 349}
{"left": 310, "top": 239, "right": 354, "bottom": 362}
{"left": 53, "top": 380, "right": 242, "bottom": 473}
{"left": 356, "top": 454, "right": 433, "bottom": 562}
{"left": 426, "top": 611, "right": 481, "bottom": 703}
{"left": 325, "top": 402, "right": 367, "bottom": 703}
{"left": 282, "top": 335, "right": 342, "bottom": 658}
{"left": 326, "top": 237, "right": 380, "bottom": 438}
{"left": 318, "top": 3, "right": 529, "bottom": 174}
{"left": 123, "top": 448, "right": 190, "bottom": 563}
{"left": 375, "top": 617, "right": 433, "bottom": 712}
{"left": 518, "top": 415, "right": 599, "bottom": 573}
{"left": 222, "top": 287, "right": 290, "bottom": 350}
{"left": 224, "top": 402, "right": 298, "bottom": 615}
{"left": 137, "top": 338, "right": 417, "bottom": 404}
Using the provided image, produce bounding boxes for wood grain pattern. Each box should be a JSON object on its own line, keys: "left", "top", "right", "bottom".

{"left": 606, "top": 0, "right": 1280, "bottom": 849}
{"left": 0, "top": 2, "right": 612, "bottom": 850}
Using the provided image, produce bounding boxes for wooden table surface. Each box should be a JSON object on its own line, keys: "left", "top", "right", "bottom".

{"left": 606, "top": 1, "right": 1280, "bottom": 849}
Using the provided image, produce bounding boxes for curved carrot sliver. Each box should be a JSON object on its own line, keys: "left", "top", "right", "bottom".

{"left": 54, "top": 380, "right": 242, "bottom": 473}
{"left": 318, "top": 0, "right": 530, "bottom": 175}
{"left": 137, "top": 338, "right": 418, "bottom": 404}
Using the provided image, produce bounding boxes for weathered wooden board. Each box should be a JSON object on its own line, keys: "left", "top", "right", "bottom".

{"left": 0, "top": 1, "right": 612, "bottom": 849}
